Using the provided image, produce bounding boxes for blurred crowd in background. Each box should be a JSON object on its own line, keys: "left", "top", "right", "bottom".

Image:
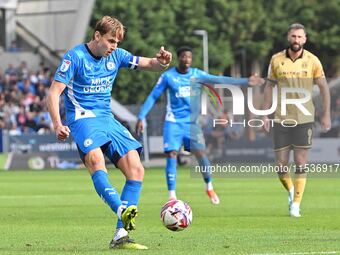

{"left": 0, "top": 61, "right": 56, "bottom": 135}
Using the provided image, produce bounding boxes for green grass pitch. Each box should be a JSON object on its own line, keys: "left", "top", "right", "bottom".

{"left": 0, "top": 168, "right": 339, "bottom": 255}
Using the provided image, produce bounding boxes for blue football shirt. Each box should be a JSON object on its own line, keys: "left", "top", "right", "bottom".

{"left": 54, "top": 44, "right": 140, "bottom": 125}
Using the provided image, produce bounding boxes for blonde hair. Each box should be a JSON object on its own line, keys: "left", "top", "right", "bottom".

{"left": 92, "top": 16, "right": 125, "bottom": 40}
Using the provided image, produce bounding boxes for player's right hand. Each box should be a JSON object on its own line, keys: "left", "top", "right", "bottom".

{"left": 248, "top": 74, "right": 265, "bottom": 86}
{"left": 135, "top": 120, "right": 144, "bottom": 136}
{"left": 320, "top": 114, "right": 331, "bottom": 133}
{"left": 55, "top": 125, "right": 70, "bottom": 141}
{"left": 262, "top": 116, "right": 271, "bottom": 133}
{"left": 156, "top": 46, "right": 172, "bottom": 66}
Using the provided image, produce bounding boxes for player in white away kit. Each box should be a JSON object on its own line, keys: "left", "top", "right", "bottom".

{"left": 47, "top": 16, "right": 172, "bottom": 250}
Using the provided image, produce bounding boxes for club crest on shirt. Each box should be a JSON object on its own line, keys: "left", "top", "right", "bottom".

{"left": 60, "top": 59, "right": 71, "bottom": 72}
{"left": 106, "top": 61, "right": 115, "bottom": 70}
{"left": 84, "top": 138, "right": 93, "bottom": 147}
{"left": 302, "top": 62, "right": 308, "bottom": 69}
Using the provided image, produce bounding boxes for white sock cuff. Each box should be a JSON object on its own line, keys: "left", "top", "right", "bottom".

{"left": 168, "top": 190, "right": 177, "bottom": 199}
{"left": 117, "top": 205, "right": 125, "bottom": 220}
{"left": 113, "top": 228, "right": 128, "bottom": 241}
{"left": 206, "top": 182, "right": 213, "bottom": 191}
{"left": 292, "top": 202, "right": 300, "bottom": 207}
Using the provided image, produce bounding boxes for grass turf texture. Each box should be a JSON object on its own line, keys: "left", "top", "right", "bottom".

{"left": 0, "top": 168, "right": 339, "bottom": 255}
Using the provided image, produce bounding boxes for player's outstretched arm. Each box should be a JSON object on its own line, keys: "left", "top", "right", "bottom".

{"left": 137, "top": 46, "right": 172, "bottom": 71}
{"left": 135, "top": 120, "right": 144, "bottom": 136}
{"left": 197, "top": 71, "right": 264, "bottom": 86}
{"left": 315, "top": 77, "right": 331, "bottom": 132}
{"left": 47, "top": 80, "right": 70, "bottom": 141}
{"left": 262, "top": 80, "right": 275, "bottom": 133}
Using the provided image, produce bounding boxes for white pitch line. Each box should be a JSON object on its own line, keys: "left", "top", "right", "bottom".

{"left": 251, "top": 251, "right": 340, "bottom": 255}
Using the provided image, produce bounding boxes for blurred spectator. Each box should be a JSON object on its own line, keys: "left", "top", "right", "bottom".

{"left": 36, "top": 115, "right": 52, "bottom": 134}
{"left": 5, "top": 63, "right": 17, "bottom": 77}
{"left": 0, "top": 68, "right": 5, "bottom": 92}
{"left": 29, "top": 95, "right": 42, "bottom": 113}
{"left": 37, "top": 62, "right": 52, "bottom": 86}
{"left": 16, "top": 106, "right": 26, "bottom": 129}
{"left": 204, "top": 112, "right": 229, "bottom": 158}
{"left": 8, "top": 122, "right": 22, "bottom": 135}
{"left": 8, "top": 40, "right": 20, "bottom": 52}
{"left": 0, "top": 117, "right": 5, "bottom": 129}
{"left": 24, "top": 111, "right": 37, "bottom": 133}
{"left": 36, "top": 81, "right": 47, "bottom": 100}
{"left": 225, "top": 115, "right": 245, "bottom": 141}
{"left": 22, "top": 92, "right": 36, "bottom": 108}
{"left": 18, "top": 78, "right": 36, "bottom": 94}
{"left": 4, "top": 64, "right": 18, "bottom": 91}
{"left": 17, "top": 61, "right": 29, "bottom": 81}
{"left": 30, "top": 71, "right": 39, "bottom": 85}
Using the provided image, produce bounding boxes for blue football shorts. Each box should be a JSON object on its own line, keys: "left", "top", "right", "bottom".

{"left": 69, "top": 117, "right": 142, "bottom": 166}
{"left": 163, "top": 121, "right": 206, "bottom": 152}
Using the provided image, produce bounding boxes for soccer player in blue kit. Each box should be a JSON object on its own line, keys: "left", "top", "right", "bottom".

{"left": 47, "top": 16, "right": 172, "bottom": 250}
{"left": 136, "top": 46, "right": 264, "bottom": 204}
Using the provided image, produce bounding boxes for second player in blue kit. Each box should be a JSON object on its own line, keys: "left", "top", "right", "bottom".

{"left": 136, "top": 46, "right": 263, "bottom": 204}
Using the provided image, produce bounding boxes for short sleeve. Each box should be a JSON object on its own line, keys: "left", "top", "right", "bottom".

{"left": 313, "top": 57, "right": 325, "bottom": 78}
{"left": 267, "top": 57, "right": 277, "bottom": 81}
{"left": 115, "top": 48, "right": 140, "bottom": 70}
{"left": 54, "top": 50, "right": 79, "bottom": 85}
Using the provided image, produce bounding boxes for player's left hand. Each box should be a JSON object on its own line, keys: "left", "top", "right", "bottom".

{"left": 248, "top": 74, "right": 265, "bottom": 86}
{"left": 262, "top": 116, "right": 271, "bottom": 133}
{"left": 55, "top": 125, "right": 70, "bottom": 142}
{"left": 135, "top": 119, "right": 144, "bottom": 136}
{"left": 156, "top": 46, "right": 172, "bottom": 66}
{"left": 321, "top": 114, "right": 331, "bottom": 133}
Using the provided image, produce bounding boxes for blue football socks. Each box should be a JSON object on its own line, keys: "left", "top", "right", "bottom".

{"left": 92, "top": 170, "right": 122, "bottom": 213}
{"left": 116, "top": 180, "right": 142, "bottom": 229}
{"left": 165, "top": 157, "right": 177, "bottom": 191}
{"left": 197, "top": 155, "right": 212, "bottom": 183}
